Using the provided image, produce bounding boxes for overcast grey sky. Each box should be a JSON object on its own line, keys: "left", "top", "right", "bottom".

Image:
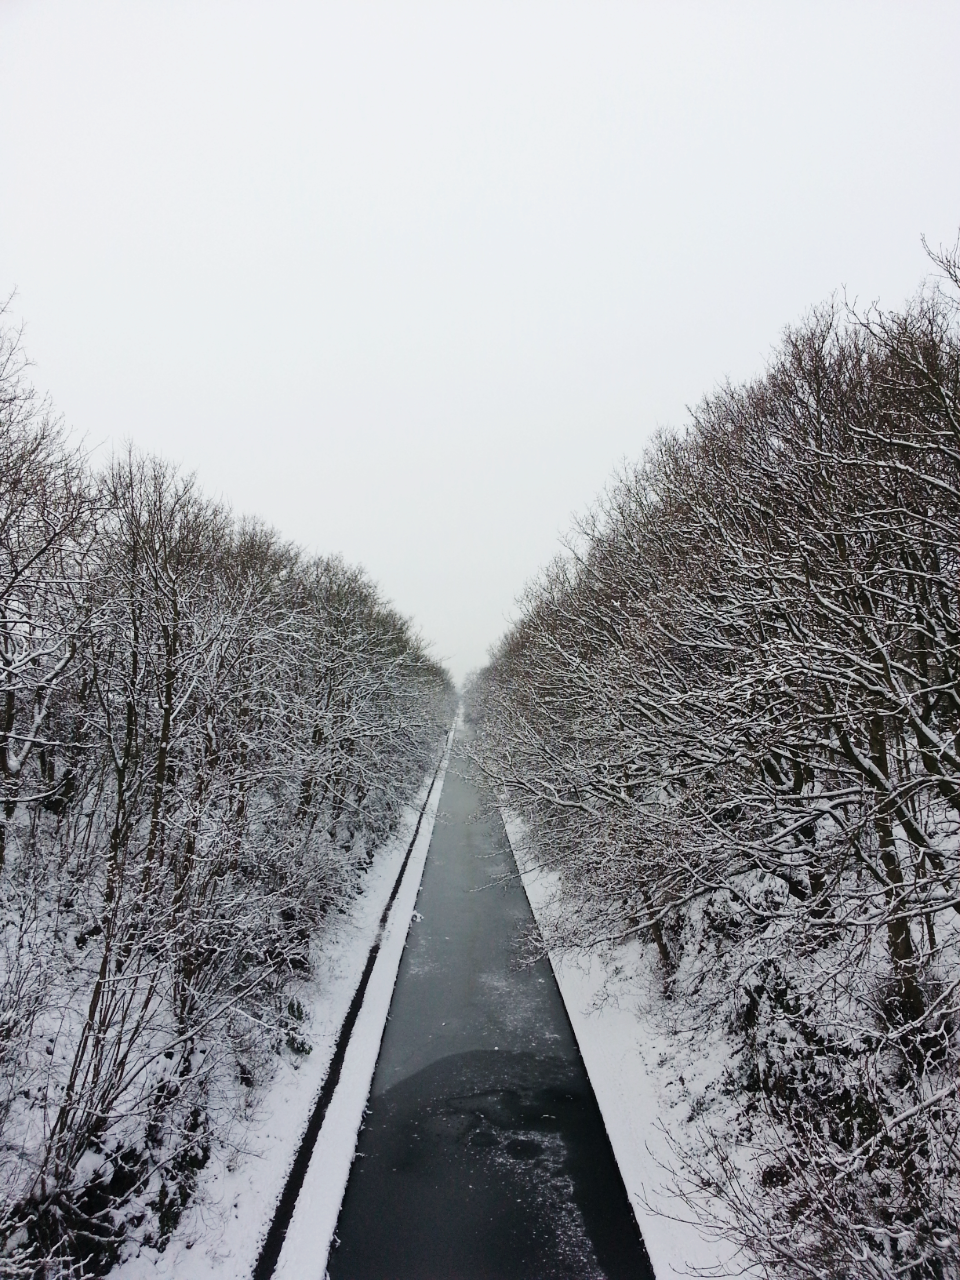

{"left": 2, "top": 2, "right": 959, "bottom": 681}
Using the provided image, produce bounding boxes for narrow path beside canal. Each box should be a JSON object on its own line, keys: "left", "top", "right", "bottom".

{"left": 326, "top": 748, "right": 655, "bottom": 1280}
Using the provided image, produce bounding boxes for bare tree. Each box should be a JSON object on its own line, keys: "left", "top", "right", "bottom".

{"left": 471, "top": 249, "right": 960, "bottom": 1279}
{"left": 0, "top": 344, "right": 454, "bottom": 1273}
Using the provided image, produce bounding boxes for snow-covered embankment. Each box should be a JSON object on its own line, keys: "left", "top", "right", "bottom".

{"left": 504, "top": 811, "right": 758, "bottom": 1280}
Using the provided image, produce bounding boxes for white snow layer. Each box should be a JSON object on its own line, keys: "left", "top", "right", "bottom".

{"left": 503, "top": 811, "right": 759, "bottom": 1280}
{"left": 112, "top": 728, "right": 454, "bottom": 1280}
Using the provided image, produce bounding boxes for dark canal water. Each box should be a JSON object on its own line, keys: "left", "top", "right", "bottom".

{"left": 327, "top": 754, "right": 654, "bottom": 1280}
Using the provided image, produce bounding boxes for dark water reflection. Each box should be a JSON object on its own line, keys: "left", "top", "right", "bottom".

{"left": 328, "top": 758, "right": 653, "bottom": 1280}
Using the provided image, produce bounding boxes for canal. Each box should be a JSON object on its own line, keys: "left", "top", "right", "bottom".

{"left": 326, "top": 750, "right": 655, "bottom": 1279}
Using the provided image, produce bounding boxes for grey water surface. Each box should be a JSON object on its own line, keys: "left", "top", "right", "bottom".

{"left": 327, "top": 752, "right": 655, "bottom": 1280}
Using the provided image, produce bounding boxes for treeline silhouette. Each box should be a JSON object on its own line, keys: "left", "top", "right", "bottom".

{"left": 0, "top": 317, "right": 454, "bottom": 1275}
{"left": 471, "top": 245, "right": 960, "bottom": 1279}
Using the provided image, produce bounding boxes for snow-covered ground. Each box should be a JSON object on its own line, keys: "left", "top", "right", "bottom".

{"left": 503, "top": 811, "right": 760, "bottom": 1280}
{"left": 112, "top": 733, "right": 454, "bottom": 1280}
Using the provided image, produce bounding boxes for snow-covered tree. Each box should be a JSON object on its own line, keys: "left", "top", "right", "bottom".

{"left": 0, "top": 352, "right": 454, "bottom": 1273}
{"left": 471, "top": 248, "right": 960, "bottom": 1279}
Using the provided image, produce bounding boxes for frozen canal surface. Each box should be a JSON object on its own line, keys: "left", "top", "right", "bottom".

{"left": 327, "top": 757, "right": 654, "bottom": 1279}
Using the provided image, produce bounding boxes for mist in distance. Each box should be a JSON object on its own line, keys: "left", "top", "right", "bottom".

{"left": 2, "top": 0, "right": 959, "bottom": 681}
